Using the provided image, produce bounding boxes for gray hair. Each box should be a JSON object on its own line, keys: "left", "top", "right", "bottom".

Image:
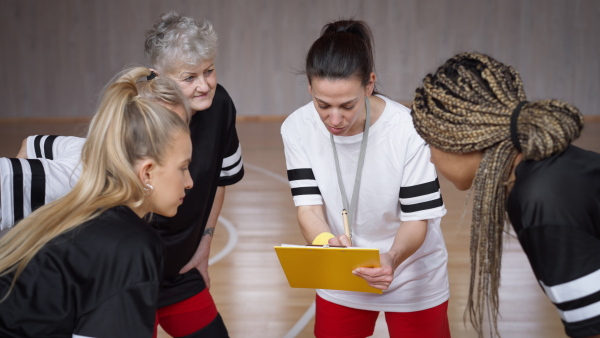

{"left": 144, "top": 11, "right": 217, "bottom": 75}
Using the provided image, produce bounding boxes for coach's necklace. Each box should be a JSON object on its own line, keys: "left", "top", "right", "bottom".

{"left": 329, "top": 96, "right": 371, "bottom": 241}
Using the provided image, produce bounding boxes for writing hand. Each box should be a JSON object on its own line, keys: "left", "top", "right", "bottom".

{"left": 328, "top": 234, "right": 352, "bottom": 247}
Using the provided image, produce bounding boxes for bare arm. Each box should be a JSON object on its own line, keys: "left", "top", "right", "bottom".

{"left": 179, "top": 186, "right": 226, "bottom": 289}
{"left": 353, "top": 219, "right": 428, "bottom": 290}
{"left": 298, "top": 205, "right": 353, "bottom": 246}
{"left": 297, "top": 204, "right": 333, "bottom": 243}
{"left": 16, "top": 138, "right": 28, "bottom": 158}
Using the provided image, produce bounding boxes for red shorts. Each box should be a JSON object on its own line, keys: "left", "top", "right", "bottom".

{"left": 315, "top": 294, "right": 450, "bottom": 338}
{"left": 153, "top": 288, "right": 218, "bottom": 338}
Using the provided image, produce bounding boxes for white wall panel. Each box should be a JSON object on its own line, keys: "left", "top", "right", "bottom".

{"left": 1, "top": 0, "right": 598, "bottom": 118}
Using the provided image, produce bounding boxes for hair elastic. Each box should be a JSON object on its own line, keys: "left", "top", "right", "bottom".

{"left": 336, "top": 26, "right": 348, "bottom": 33}
{"left": 510, "top": 101, "right": 528, "bottom": 152}
{"left": 146, "top": 71, "right": 157, "bottom": 81}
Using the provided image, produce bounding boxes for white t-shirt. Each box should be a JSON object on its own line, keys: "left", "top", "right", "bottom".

{"left": 281, "top": 95, "right": 449, "bottom": 312}
{"left": 0, "top": 135, "right": 84, "bottom": 230}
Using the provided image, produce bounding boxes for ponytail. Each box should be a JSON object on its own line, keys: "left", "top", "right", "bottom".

{"left": 514, "top": 100, "right": 582, "bottom": 161}
{"left": 306, "top": 19, "right": 377, "bottom": 93}
{"left": 411, "top": 52, "right": 584, "bottom": 337}
{"left": 0, "top": 67, "right": 189, "bottom": 300}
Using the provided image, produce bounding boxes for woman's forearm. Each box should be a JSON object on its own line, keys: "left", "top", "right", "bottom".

{"left": 297, "top": 205, "right": 331, "bottom": 243}
{"left": 386, "top": 220, "right": 428, "bottom": 270}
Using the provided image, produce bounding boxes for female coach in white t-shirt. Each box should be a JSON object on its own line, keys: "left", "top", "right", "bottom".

{"left": 281, "top": 19, "right": 450, "bottom": 338}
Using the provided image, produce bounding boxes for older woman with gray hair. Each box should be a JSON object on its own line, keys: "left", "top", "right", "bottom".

{"left": 145, "top": 11, "right": 244, "bottom": 338}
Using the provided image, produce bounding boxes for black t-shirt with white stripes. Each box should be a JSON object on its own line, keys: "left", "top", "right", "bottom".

{"left": 150, "top": 84, "right": 244, "bottom": 307}
{"left": 0, "top": 85, "right": 244, "bottom": 309}
{"left": 507, "top": 145, "right": 600, "bottom": 338}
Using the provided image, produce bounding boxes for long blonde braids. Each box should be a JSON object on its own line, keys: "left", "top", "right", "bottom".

{"left": 411, "top": 52, "right": 583, "bottom": 337}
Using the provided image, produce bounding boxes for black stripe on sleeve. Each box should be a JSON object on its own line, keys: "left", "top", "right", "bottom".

{"left": 565, "top": 314, "right": 600, "bottom": 338}
{"left": 43, "top": 135, "right": 59, "bottom": 160}
{"left": 222, "top": 157, "right": 242, "bottom": 172}
{"left": 27, "top": 159, "right": 46, "bottom": 212}
{"left": 399, "top": 178, "right": 440, "bottom": 199}
{"left": 8, "top": 158, "right": 24, "bottom": 222}
{"left": 401, "top": 197, "right": 444, "bottom": 213}
{"left": 554, "top": 288, "right": 600, "bottom": 312}
{"left": 287, "top": 169, "right": 316, "bottom": 181}
{"left": 291, "top": 187, "right": 321, "bottom": 196}
{"left": 219, "top": 166, "right": 244, "bottom": 186}
{"left": 34, "top": 135, "right": 44, "bottom": 158}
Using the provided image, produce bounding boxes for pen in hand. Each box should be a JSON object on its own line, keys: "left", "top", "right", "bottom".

{"left": 342, "top": 209, "right": 352, "bottom": 247}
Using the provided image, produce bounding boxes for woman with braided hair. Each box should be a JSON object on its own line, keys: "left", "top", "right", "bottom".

{"left": 411, "top": 52, "right": 600, "bottom": 338}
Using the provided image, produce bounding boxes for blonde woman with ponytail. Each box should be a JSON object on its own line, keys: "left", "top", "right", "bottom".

{"left": 0, "top": 68, "right": 193, "bottom": 337}
{"left": 0, "top": 67, "right": 190, "bottom": 230}
{"left": 411, "top": 52, "right": 600, "bottom": 338}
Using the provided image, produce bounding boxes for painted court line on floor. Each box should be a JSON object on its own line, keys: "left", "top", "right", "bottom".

{"left": 245, "top": 162, "right": 316, "bottom": 338}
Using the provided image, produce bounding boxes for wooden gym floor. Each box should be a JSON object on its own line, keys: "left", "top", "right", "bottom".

{"left": 1, "top": 119, "right": 598, "bottom": 338}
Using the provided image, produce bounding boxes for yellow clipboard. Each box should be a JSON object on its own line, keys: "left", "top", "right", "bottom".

{"left": 274, "top": 245, "right": 382, "bottom": 294}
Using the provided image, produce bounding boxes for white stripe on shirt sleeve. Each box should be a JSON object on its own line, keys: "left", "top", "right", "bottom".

{"left": 0, "top": 158, "right": 39, "bottom": 230}
{"left": 540, "top": 268, "right": 600, "bottom": 304}
{"left": 400, "top": 191, "right": 442, "bottom": 206}
{"left": 220, "top": 144, "right": 243, "bottom": 177}
{"left": 290, "top": 179, "right": 318, "bottom": 189}
{"left": 222, "top": 144, "right": 242, "bottom": 168}
{"left": 220, "top": 161, "right": 243, "bottom": 178}
{"left": 558, "top": 299, "right": 600, "bottom": 323}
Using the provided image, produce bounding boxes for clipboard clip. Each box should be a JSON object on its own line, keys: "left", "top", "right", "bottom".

{"left": 305, "top": 244, "right": 348, "bottom": 248}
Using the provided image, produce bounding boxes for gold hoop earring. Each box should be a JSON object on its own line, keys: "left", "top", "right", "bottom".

{"left": 144, "top": 183, "right": 154, "bottom": 196}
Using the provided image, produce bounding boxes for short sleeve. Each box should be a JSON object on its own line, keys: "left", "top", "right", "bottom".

{"left": 1, "top": 137, "right": 84, "bottom": 230}
{"left": 519, "top": 225, "right": 600, "bottom": 337}
{"left": 398, "top": 136, "right": 446, "bottom": 221}
{"left": 281, "top": 118, "right": 323, "bottom": 206}
{"left": 1, "top": 158, "right": 51, "bottom": 229}
{"left": 218, "top": 102, "right": 244, "bottom": 186}
{"left": 26, "top": 135, "right": 84, "bottom": 160}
